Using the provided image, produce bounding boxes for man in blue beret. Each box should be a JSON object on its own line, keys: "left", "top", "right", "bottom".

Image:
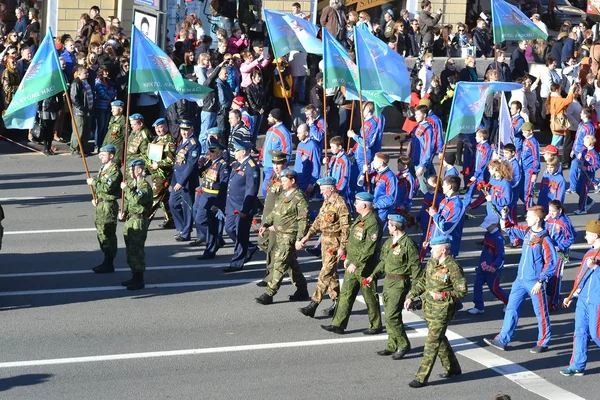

{"left": 118, "top": 159, "right": 152, "bottom": 290}
{"left": 383, "top": 9, "right": 396, "bottom": 41}
{"left": 322, "top": 192, "right": 383, "bottom": 334}
{"left": 86, "top": 144, "right": 123, "bottom": 274}
{"left": 405, "top": 234, "right": 466, "bottom": 388}
{"left": 365, "top": 214, "right": 420, "bottom": 360}
{"left": 102, "top": 100, "right": 126, "bottom": 166}
{"left": 297, "top": 176, "right": 350, "bottom": 317}
{"left": 223, "top": 139, "right": 260, "bottom": 272}
{"left": 126, "top": 113, "right": 154, "bottom": 166}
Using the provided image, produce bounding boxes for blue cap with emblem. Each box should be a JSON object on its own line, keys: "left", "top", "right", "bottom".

{"left": 355, "top": 192, "right": 374, "bottom": 202}
{"left": 207, "top": 127, "right": 223, "bottom": 136}
{"left": 152, "top": 117, "right": 166, "bottom": 127}
{"left": 317, "top": 177, "right": 336, "bottom": 186}
{"left": 232, "top": 139, "right": 253, "bottom": 150}
{"left": 280, "top": 168, "right": 298, "bottom": 180}
{"left": 99, "top": 144, "right": 116, "bottom": 153}
{"left": 129, "top": 113, "right": 143, "bottom": 121}
{"left": 179, "top": 120, "right": 193, "bottom": 129}
{"left": 388, "top": 214, "right": 407, "bottom": 224}
{"left": 430, "top": 236, "right": 452, "bottom": 246}
{"left": 208, "top": 137, "right": 225, "bottom": 150}
{"left": 128, "top": 159, "right": 145, "bottom": 168}
{"left": 111, "top": 100, "right": 124, "bottom": 107}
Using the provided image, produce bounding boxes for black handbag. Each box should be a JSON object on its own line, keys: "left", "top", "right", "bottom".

{"left": 30, "top": 121, "right": 43, "bottom": 142}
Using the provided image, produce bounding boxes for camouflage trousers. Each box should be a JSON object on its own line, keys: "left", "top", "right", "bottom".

{"left": 266, "top": 233, "right": 307, "bottom": 296}
{"left": 383, "top": 278, "right": 411, "bottom": 352}
{"left": 149, "top": 177, "right": 172, "bottom": 223}
{"left": 311, "top": 235, "right": 341, "bottom": 303}
{"left": 331, "top": 269, "right": 382, "bottom": 330}
{"left": 260, "top": 230, "right": 304, "bottom": 288}
{"left": 94, "top": 200, "right": 119, "bottom": 259}
{"left": 124, "top": 217, "right": 149, "bottom": 272}
{"left": 414, "top": 300, "right": 461, "bottom": 384}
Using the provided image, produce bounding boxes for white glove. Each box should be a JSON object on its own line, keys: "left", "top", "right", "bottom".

{"left": 216, "top": 209, "right": 225, "bottom": 221}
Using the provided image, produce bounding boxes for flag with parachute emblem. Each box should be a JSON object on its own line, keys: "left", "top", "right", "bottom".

{"left": 491, "top": 0, "right": 548, "bottom": 44}
{"left": 264, "top": 10, "right": 322, "bottom": 59}
{"left": 3, "top": 28, "right": 67, "bottom": 129}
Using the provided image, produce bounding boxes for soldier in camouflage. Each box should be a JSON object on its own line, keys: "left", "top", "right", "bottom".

{"left": 125, "top": 113, "right": 153, "bottom": 166}
{"left": 404, "top": 235, "right": 467, "bottom": 388}
{"left": 119, "top": 159, "right": 153, "bottom": 290}
{"left": 146, "top": 118, "right": 176, "bottom": 229}
{"left": 256, "top": 169, "right": 309, "bottom": 305}
{"left": 298, "top": 176, "right": 350, "bottom": 318}
{"left": 101, "top": 100, "right": 126, "bottom": 166}
{"left": 366, "top": 214, "right": 421, "bottom": 359}
{"left": 321, "top": 192, "right": 383, "bottom": 335}
{"left": 87, "top": 144, "right": 123, "bottom": 273}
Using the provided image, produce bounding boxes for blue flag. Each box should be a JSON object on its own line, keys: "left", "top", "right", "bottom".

{"left": 264, "top": 10, "right": 322, "bottom": 59}
{"left": 353, "top": 27, "right": 410, "bottom": 103}
{"left": 491, "top": 0, "right": 547, "bottom": 44}
{"left": 3, "top": 28, "right": 67, "bottom": 129}
{"left": 446, "top": 82, "right": 522, "bottom": 142}
{"left": 129, "top": 26, "right": 211, "bottom": 109}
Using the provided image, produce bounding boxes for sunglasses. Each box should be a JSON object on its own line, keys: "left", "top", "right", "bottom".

{"left": 458, "top": 29, "right": 464, "bottom": 32}
{"left": 208, "top": 147, "right": 217, "bottom": 153}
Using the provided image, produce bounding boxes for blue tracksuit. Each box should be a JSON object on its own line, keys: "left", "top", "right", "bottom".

{"left": 444, "top": 166, "right": 459, "bottom": 178}
{"left": 474, "top": 141, "right": 492, "bottom": 183}
{"left": 461, "top": 133, "right": 478, "bottom": 184}
{"left": 538, "top": 170, "right": 566, "bottom": 211}
{"left": 328, "top": 151, "right": 351, "bottom": 202}
{"left": 546, "top": 214, "right": 577, "bottom": 309}
{"left": 419, "top": 191, "right": 444, "bottom": 248}
{"left": 261, "top": 123, "right": 292, "bottom": 198}
{"left": 408, "top": 129, "right": 421, "bottom": 173}
{"left": 240, "top": 108, "right": 256, "bottom": 145}
{"left": 417, "top": 121, "right": 436, "bottom": 172}
{"left": 427, "top": 111, "right": 444, "bottom": 155}
{"left": 570, "top": 121, "right": 595, "bottom": 191}
{"left": 395, "top": 168, "right": 416, "bottom": 210}
{"left": 374, "top": 113, "right": 385, "bottom": 152}
{"left": 429, "top": 195, "right": 464, "bottom": 257}
{"left": 294, "top": 139, "right": 321, "bottom": 193}
{"left": 308, "top": 115, "right": 326, "bottom": 150}
{"left": 577, "top": 148, "right": 600, "bottom": 211}
{"left": 352, "top": 115, "right": 379, "bottom": 175}
{"left": 510, "top": 115, "right": 524, "bottom": 146}
{"left": 519, "top": 135, "right": 540, "bottom": 210}
{"left": 473, "top": 227, "right": 509, "bottom": 311}
{"left": 567, "top": 247, "right": 600, "bottom": 372}
{"left": 504, "top": 156, "right": 521, "bottom": 240}
{"left": 495, "top": 226, "right": 557, "bottom": 348}
{"left": 169, "top": 136, "right": 200, "bottom": 239}
{"left": 372, "top": 166, "right": 397, "bottom": 226}
{"left": 487, "top": 177, "right": 513, "bottom": 217}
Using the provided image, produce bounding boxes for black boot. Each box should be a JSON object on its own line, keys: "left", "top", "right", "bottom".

{"left": 321, "top": 299, "right": 338, "bottom": 317}
{"left": 121, "top": 273, "right": 135, "bottom": 286}
{"left": 127, "top": 272, "right": 145, "bottom": 290}
{"left": 255, "top": 293, "right": 273, "bottom": 305}
{"left": 298, "top": 301, "right": 319, "bottom": 317}
{"left": 288, "top": 288, "right": 310, "bottom": 301}
{"left": 92, "top": 256, "right": 115, "bottom": 273}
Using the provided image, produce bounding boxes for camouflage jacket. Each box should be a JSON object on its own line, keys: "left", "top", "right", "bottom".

{"left": 92, "top": 162, "right": 122, "bottom": 201}
{"left": 263, "top": 173, "right": 283, "bottom": 216}
{"left": 123, "top": 178, "right": 152, "bottom": 218}
{"left": 126, "top": 126, "right": 153, "bottom": 163}
{"left": 102, "top": 115, "right": 126, "bottom": 164}
{"left": 146, "top": 133, "right": 176, "bottom": 179}
{"left": 346, "top": 210, "right": 382, "bottom": 273}
{"left": 371, "top": 234, "right": 421, "bottom": 281}
{"left": 409, "top": 256, "right": 467, "bottom": 304}
{"left": 262, "top": 186, "right": 309, "bottom": 241}
{"left": 307, "top": 192, "right": 350, "bottom": 248}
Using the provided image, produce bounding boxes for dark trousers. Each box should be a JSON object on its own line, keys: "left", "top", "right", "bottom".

{"left": 40, "top": 118, "right": 56, "bottom": 151}
{"left": 225, "top": 213, "right": 252, "bottom": 270}
{"left": 563, "top": 130, "right": 575, "bottom": 165}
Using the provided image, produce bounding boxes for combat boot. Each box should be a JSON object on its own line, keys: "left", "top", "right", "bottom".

{"left": 127, "top": 272, "right": 145, "bottom": 291}
{"left": 92, "top": 256, "right": 115, "bottom": 273}
{"left": 288, "top": 288, "right": 310, "bottom": 301}
{"left": 298, "top": 301, "right": 319, "bottom": 318}
{"left": 121, "top": 273, "right": 135, "bottom": 286}
{"left": 255, "top": 293, "right": 273, "bottom": 305}
{"left": 321, "top": 299, "right": 338, "bottom": 317}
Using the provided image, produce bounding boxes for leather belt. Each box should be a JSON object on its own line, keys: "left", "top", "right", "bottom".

{"left": 386, "top": 274, "right": 409, "bottom": 280}
{"left": 96, "top": 198, "right": 116, "bottom": 204}
{"left": 322, "top": 231, "right": 341, "bottom": 238}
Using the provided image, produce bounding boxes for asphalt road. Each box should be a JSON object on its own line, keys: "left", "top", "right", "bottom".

{"left": 0, "top": 138, "right": 599, "bottom": 400}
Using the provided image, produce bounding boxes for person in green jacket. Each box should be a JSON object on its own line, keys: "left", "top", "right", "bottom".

{"left": 102, "top": 100, "right": 126, "bottom": 166}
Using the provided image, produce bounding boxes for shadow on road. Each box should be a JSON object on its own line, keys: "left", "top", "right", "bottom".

{"left": 0, "top": 374, "right": 53, "bottom": 392}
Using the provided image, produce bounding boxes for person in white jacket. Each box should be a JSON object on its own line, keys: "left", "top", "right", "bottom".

{"left": 561, "top": 56, "right": 582, "bottom": 93}
{"left": 418, "top": 53, "right": 434, "bottom": 97}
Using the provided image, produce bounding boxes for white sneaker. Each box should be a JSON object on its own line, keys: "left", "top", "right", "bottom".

{"left": 467, "top": 307, "right": 484, "bottom": 315}
{"left": 586, "top": 199, "right": 596, "bottom": 212}
{"left": 574, "top": 209, "right": 588, "bottom": 215}
{"left": 566, "top": 189, "right": 575, "bottom": 195}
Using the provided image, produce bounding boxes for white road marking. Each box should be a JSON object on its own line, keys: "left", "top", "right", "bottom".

{"left": 4, "top": 228, "right": 97, "bottom": 235}
{"left": 0, "top": 332, "right": 426, "bottom": 369}
{"left": 0, "top": 197, "right": 46, "bottom": 201}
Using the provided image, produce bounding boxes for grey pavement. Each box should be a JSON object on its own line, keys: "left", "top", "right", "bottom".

{"left": 0, "top": 137, "right": 599, "bottom": 399}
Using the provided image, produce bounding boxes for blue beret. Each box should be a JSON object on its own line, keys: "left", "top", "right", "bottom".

{"left": 317, "top": 177, "right": 337, "bottom": 186}
{"left": 388, "top": 214, "right": 407, "bottom": 224}
{"left": 232, "top": 139, "right": 253, "bottom": 150}
{"left": 128, "top": 159, "right": 145, "bottom": 168}
{"left": 99, "top": 144, "right": 116, "bottom": 153}
{"left": 152, "top": 118, "right": 166, "bottom": 127}
{"left": 111, "top": 100, "right": 124, "bottom": 107}
{"left": 280, "top": 168, "right": 298, "bottom": 180}
{"left": 355, "top": 192, "right": 374, "bottom": 202}
{"left": 207, "top": 127, "right": 223, "bottom": 136}
{"left": 386, "top": 9, "right": 394, "bottom": 18}
{"left": 129, "top": 113, "right": 143, "bottom": 121}
{"left": 179, "top": 119, "right": 193, "bottom": 129}
{"left": 208, "top": 137, "right": 225, "bottom": 150}
{"left": 430, "top": 236, "right": 452, "bottom": 246}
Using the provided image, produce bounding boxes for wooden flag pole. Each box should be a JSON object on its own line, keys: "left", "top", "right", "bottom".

{"left": 275, "top": 58, "right": 292, "bottom": 116}
{"left": 120, "top": 92, "right": 132, "bottom": 212}
{"left": 323, "top": 85, "right": 329, "bottom": 175}
{"left": 64, "top": 90, "right": 95, "bottom": 201}
{"left": 358, "top": 93, "right": 370, "bottom": 193}
{"left": 347, "top": 100, "right": 355, "bottom": 153}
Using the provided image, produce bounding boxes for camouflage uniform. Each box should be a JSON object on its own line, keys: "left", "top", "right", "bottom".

{"left": 126, "top": 126, "right": 153, "bottom": 166}
{"left": 123, "top": 178, "right": 153, "bottom": 272}
{"left": 259, "top": 172, "right": 282, "bottom": 281}
{"left": 262, "top": 186, "right": 309, "bottom": 296}
{"left": 306, "top": 192, "right": 350, "bottom": 303}
{"left": 369, "top": 234, "right": 421, "bottom": 353}
{"left": 91, "top": 162, "right": 122, "bottom": 260}
{"left": 409, "top": 256, "right": 467, "bottom": 384}
{"left": 102, "top": 115, "right": 126, "bottom": 166}
{"left": 331, "top": 210, "right": 383, "bottom": 330}
{"left": 145, "top": 133, "right": 176, "bottom": 223}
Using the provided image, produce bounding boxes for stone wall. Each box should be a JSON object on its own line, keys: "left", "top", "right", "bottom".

{"left": 55, "top": 0, "right": 118, "bottom": 37}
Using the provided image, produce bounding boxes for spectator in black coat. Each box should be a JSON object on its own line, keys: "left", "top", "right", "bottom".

{"left": 486, "top": 50, "right": 512, "bottom": 82}
{"left": 472, "top": 18, "right": 491, "bottom": 58}
{"left": 510, "top": 41, "right": 529, "bottom": 81}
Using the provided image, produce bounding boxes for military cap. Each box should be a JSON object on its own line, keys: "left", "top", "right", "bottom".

{"left": 208, "top": 137, "right": 225, "bottom": 150}
{"left": 152, "top": 117, "right": 167, "bottom": 127}
{"left": 99, "top": 144, "right": 116, "bottom": 153}
{"left": 388, "top": 214, "right": 407, "bottom": 224}
{"left": 586, "top": 219, "right": 600, "bottom": 235}
{"left": 129, "top": 113, "right": 143, "bottom": 121}
{"left": 128, "top": 158, "right": 145, "bottom": 168}
{"left": 430, "top": 236, "right": 452, "bottom": 245}
{"left": 232, "top": 139, "right": 253, "bottom": 150}
{"left": 480, "top": 214, "right": 499, "bottom": 229}
{"left": 419, "top": 98, "right": 432, "bottom": 108}
{"left": 268, "top": 149, "right": 288, "bottom": 164}
{"left": 280, "top": 168, "right": 298, "bottom": 180}
{"left": 521, "top": 122, "right": 534, "bottom": 131}
{"left": 316, "top": 71, "right": 324, "bottom": 80}
{"left": 386, "top": 9, "right": 394, "bottom": 18}
{"left": 317, "top": 177, "right": 337, "bottom": 186}
{"left": 269, "top": 108, "right": 283, "bottom": 122}
{"left": 179, "top": 120, "right": 193, "bottom": 129}
{"left": 542, "top": 145, "right": 558, "bottom": 155}
{"left": 111, "top": 100, "right": 124, "bottom": 107}
{"left": 355, "top": 192, "right": 374, "bottom": 202}
{"left": 207, "top": 127, "right": 223, "bottom": 136}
